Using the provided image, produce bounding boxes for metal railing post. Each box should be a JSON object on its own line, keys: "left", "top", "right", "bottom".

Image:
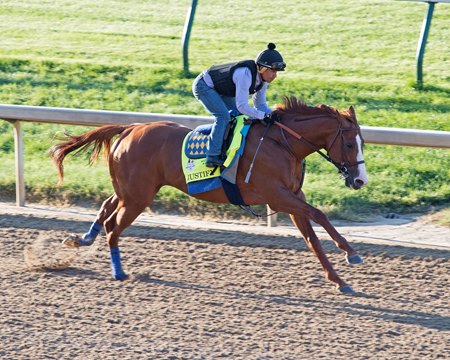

{"left": 267, "top": 206, "right": 277, "bottom": 227}
{"left": 13, "top": 120, "right": 25, "bottom": 206}
{"left": 416, "top": 1, "right": 435, "bottom": 88}
{"left": 182, "top": 0, "right": 198, "bottom": 75}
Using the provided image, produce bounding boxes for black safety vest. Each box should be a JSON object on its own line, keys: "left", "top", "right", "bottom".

{"left": 207, "top": 60, "right": 264, "bottom": 97}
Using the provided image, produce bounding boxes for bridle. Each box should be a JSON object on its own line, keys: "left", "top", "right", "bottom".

{"left": 240, "top": 115, "right": 365, "bottom": 219}
{"left": 274, "top": 119, "right": 365, "bottom": 179}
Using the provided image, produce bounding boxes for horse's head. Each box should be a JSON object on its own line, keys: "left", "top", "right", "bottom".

{"left": 322, "top": 105, "right": 368, "bottom": 190}
{"left": 274, "top": 97, "right": 368, "bottom": 190}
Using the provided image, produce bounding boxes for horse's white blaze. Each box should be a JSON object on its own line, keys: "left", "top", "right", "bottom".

{"left": 355, "top": 135, "right": 368, "bottom": 185}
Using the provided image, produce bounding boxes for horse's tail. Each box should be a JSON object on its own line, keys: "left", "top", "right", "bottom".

{"left": 49, "top": 124, "right": 133, "bottom": 184}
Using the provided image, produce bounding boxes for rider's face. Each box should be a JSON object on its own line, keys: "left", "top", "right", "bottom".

{"left": 261, "top": 68, "right": 278, "bottom": 83}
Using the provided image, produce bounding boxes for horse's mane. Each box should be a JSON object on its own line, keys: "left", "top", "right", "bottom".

{"left": 274, "top": 96, "right": 355, "bottom": 123}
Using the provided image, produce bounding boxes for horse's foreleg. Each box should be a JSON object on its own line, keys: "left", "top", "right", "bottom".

{"left": 305, "top": 206, "right": 363, "bottom": 266}
{"left": 80, "top": 194, "right": 119, "bottom": 246}
{"left": 290, "top": 214, "right": 354, "bottom": 294}
{"left": 272, "top": 190, "right": 362, "bottom": 263}
{"left": 269, "top": 189, "right": 362, "bottom": 293}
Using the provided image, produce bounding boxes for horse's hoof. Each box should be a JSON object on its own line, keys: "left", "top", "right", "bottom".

{"left": 338, "top": 285, "right": 356, "bottom": 295}
{"left": 346, "top": 254, "right": 363, "bottom": 265}
{"left": 79, "top": 234, "right": 95, "bottom": 246}
{"left": 62, "top": 235, "right": 80, "bottom": 248}
{"left": 113, "top": 272, "right": 128, "bottom": 281}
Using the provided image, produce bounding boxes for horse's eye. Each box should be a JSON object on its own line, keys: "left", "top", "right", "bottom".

{"left": 346, "top": 143, "right": 354, "bottom": 149}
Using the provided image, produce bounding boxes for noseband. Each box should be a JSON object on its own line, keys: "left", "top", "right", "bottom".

{"left": 274, "top": 120, "right": 365, "bottom": 179}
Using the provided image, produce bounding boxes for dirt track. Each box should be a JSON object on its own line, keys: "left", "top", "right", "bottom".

{"left": 0, "top": 203, "right": 449, "bottom": 359}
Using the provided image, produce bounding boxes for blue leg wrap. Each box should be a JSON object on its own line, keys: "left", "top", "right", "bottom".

{"left": 346, "top": 254, "right": 364, "bottom": 265}
{"left": 79, "top": 221, "right": 102, "bottom": 246}
{"left": 110, "top": 248, "right": 127, "bottom": 280}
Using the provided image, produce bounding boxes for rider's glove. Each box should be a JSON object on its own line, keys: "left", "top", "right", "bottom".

{"left": 261, "top": 112, "right": 280, "bottom": 126}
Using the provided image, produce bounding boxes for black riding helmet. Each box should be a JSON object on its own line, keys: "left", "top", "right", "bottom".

{"left": 256, "top": 43, "right": 286, "bottom": 71}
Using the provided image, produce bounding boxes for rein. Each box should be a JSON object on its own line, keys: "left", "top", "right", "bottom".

{"left": 274, "top": 121, "right": 364, "bottom": 179}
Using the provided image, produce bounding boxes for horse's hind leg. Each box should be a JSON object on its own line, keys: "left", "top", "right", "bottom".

{"left": 290, "top": 214, "right": 354, "bottom": 294}
{"left": 61, "top": 194, "right": 119, "bottom": 248}
{"left": 104, "top": 199, "right": 152, "bottom": 280}
{"left": 77, "top": 194, "right": 119, "bottom": 246}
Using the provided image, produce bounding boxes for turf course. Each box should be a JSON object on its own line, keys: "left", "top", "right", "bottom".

{"left": 0, "top": 0, "right": 449, "bottom": 220}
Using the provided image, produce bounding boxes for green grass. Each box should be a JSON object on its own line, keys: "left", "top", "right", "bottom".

{"left": 0, "top": 0, "right": 449, "bottom": 221}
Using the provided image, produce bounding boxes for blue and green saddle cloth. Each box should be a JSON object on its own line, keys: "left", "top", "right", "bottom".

{"left": 181, "top": 114, "right": 251, "bottom": 204}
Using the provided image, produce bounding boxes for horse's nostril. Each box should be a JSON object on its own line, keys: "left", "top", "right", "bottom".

{"left": 355, "top": 179, "right": 365, "bottom": 187}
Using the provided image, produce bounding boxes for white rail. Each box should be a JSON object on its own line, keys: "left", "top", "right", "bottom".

{"left": 0, "top": 104, "right": 212, "bottom": 128}
{"left": 2, "top": 104, "right": 449, "bottom": 147}
{"left": 1, "top": 104, "right": 449, "bottom": 225}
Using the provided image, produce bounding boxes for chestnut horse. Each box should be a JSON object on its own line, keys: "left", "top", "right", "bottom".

{"left": 50, "top": 96, "right": 368, "bottom": 294}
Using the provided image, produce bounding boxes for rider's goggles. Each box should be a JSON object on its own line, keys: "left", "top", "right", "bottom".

{"left": 268, "top": 62, "right": 286, "bottom": 71}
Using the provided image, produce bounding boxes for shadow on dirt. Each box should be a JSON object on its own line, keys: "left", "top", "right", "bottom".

{"left": 4, "top": 213, "right": 450, "bottom": 260}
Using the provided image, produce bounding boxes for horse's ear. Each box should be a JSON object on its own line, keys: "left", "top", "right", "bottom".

{"left": 348, "top": 105, "right": 356, "bottom": 119}
{"left": 348, "top": 105, "right": 356, "bottom": 117}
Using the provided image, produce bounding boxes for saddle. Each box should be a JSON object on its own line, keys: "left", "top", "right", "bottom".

{"left": 184, "top": 111, "right": 242, "bottom": 159}
{"left": 181, "top": 113, "right": 252, "bottom": 199}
